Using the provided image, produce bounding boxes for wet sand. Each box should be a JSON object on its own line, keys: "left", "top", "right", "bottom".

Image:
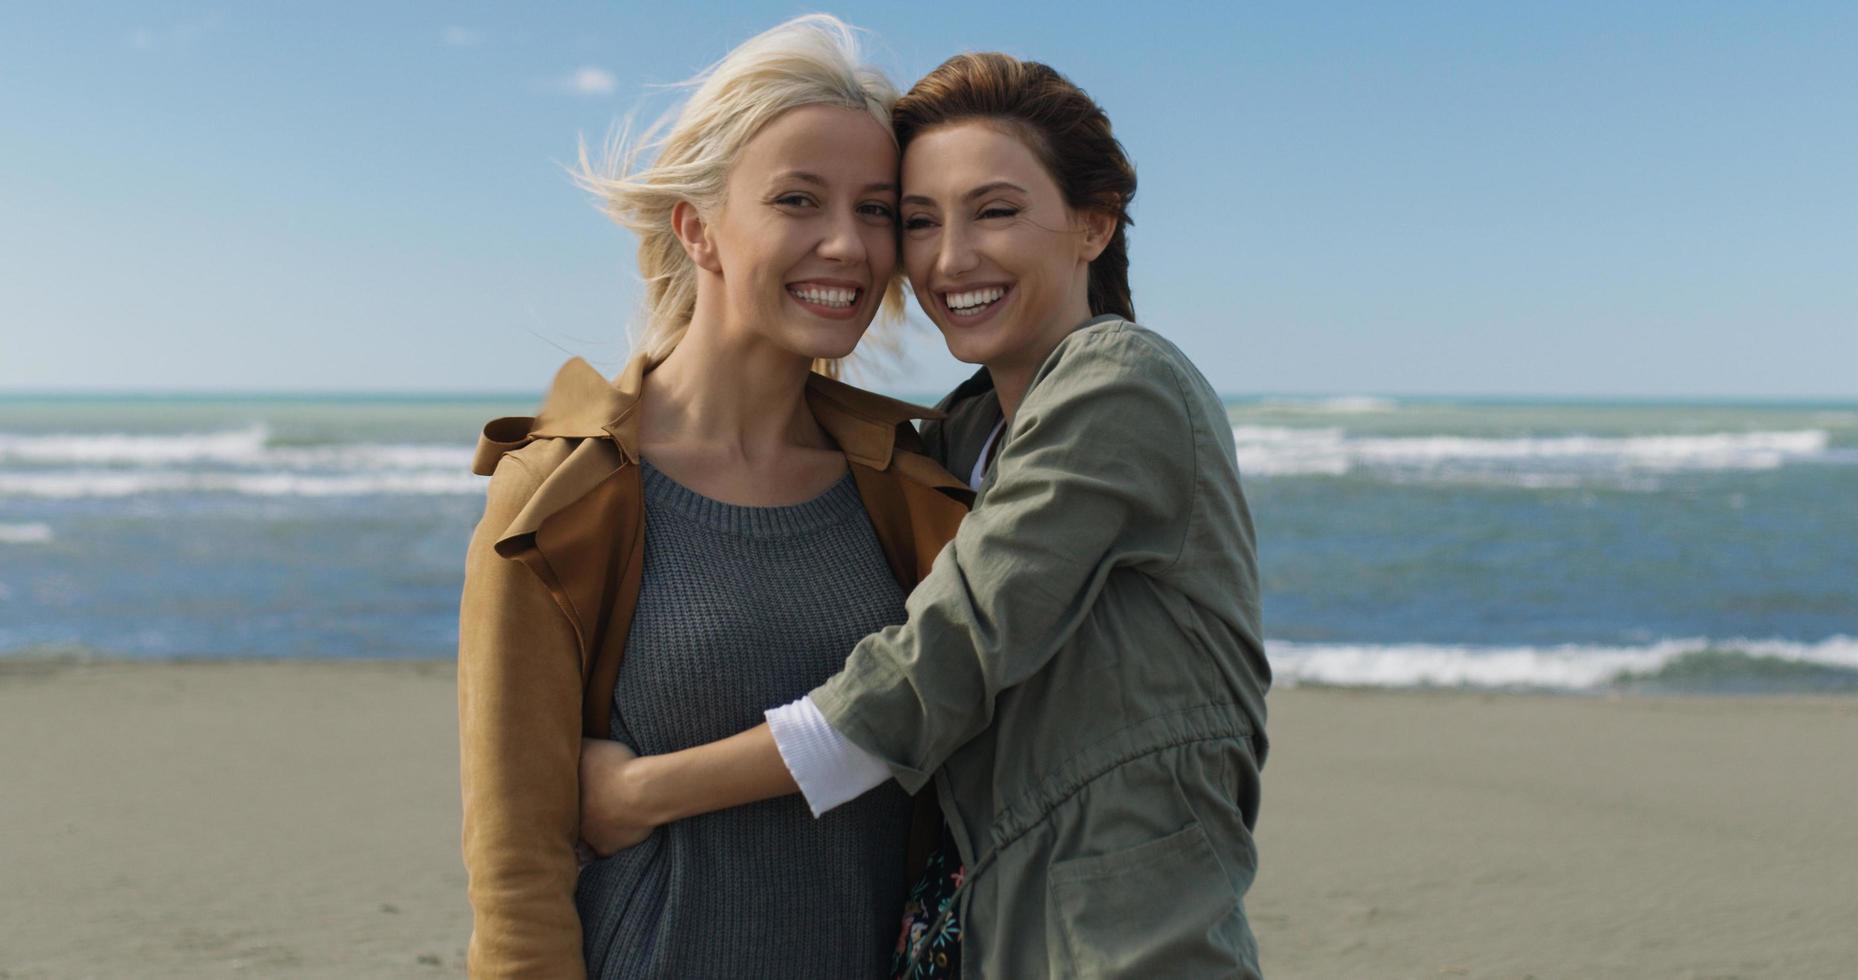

{"left": 2, "top": 662, "right": 1854, "bottom": 978}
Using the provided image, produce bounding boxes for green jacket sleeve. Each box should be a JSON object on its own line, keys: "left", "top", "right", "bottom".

{"left": 810, "top": 327, "right": 1198, "bottom": 793}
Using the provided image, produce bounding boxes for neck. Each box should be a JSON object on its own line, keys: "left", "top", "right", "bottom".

{"left": 642, "top": 300, "right": 826, "bottom": 460}
{"left": 989, "top": 294, "right": 1097, "bottom": 421}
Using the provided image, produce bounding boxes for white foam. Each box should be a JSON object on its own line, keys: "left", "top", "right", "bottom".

{"left": 1259, "top": 396, "right": 1398, "bottom": 414}
{"left": 0, "top": 522, "right": 54, "bottom": 544}
{"left": 0, "top": 470, "right": 483, "bottom": 499}
{"left": 266, "top": 444, "right": 477, "bottom": 471}
{"left": 1268, "top": 635, "right": 1858, "bottom": 690}
{"left": 0, "top": 426, "right": 482, "bottom": 498}
{"left": 0, "top": 426, "right": 273, "bottom": 465}
{"left": 0, "top": 427, "right": 475, "bottom": 473}
{"left": 1233, "top": 426, "right": 1837, "bottom": 481}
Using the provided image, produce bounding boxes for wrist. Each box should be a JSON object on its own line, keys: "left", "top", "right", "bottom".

{"left": 625, "top": 752, "right": 680, "bottom": 826}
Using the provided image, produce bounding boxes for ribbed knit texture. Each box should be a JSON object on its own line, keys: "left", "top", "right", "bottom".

{"left": 575, "top": 461, "right": 913, "bottom": 979}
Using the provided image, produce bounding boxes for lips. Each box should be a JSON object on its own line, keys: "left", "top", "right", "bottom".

{"left": 938, "top": 282, "right": 1013, "bottom": 323}
{"left": 945, "top": 286, "right": 1005, "bottom": 313}
{"left": 786, "top": 279, "right": 866, "bottom": 319}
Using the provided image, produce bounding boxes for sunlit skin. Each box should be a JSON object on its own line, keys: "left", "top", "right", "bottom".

{"left": 576, "top": 105, "right": 901, "bottom": 857}
{"left": 577, "top": 118, "right": 1123, "bottom": 859}
{"left": 900, "top": 120, "right": 1115, "bottom": 419}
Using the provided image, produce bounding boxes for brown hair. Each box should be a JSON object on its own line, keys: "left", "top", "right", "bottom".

{"left": 893, "top": 53, "right": 1137, "bottom": 321}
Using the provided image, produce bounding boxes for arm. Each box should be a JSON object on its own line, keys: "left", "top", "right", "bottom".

{"left": 578, "top": 328, "right": 1195, "bottom": 831}
{"left": 579, "top": 694, "right": 890, "bottom": 855}
{"left": 577, "top": 724, "right": 793, "bottom": 856}
{"left": 812, "top": 329, "right": 1196, "bottom": 792}
{"left": 458, "top": 456, "right": 587, "bottom": 979}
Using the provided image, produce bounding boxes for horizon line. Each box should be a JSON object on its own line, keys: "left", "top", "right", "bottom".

{"left": 3, "top": 387, "right": 1856, "bottom": 407}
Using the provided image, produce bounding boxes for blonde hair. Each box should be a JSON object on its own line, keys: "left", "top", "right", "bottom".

{"left": 572, "top": 14, "right": 903, "bottom": 376}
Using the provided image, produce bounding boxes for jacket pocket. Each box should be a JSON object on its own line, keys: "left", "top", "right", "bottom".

{"left": 1047, "top": 821, "right": 1242, "bottom": 979}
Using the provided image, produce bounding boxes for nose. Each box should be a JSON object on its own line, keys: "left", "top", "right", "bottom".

{"left": 936, "top": 221, "right": 978, "bottom": 280}
{"left": 816, "top": 207, "right": 867, "bottom": 266}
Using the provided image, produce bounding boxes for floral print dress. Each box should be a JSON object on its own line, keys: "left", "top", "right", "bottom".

{"left": 891, "top": 821, "right": 964, "bottom": 979}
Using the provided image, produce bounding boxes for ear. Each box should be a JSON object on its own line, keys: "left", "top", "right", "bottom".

{"left": 1077, "top": 206, "right": 1117, "bottom": 264}
{"left": 671, "top": 199, "right": 722, "bottom": 274}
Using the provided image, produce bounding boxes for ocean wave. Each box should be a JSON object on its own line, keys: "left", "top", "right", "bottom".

{"left": 0, "top": 425, "right": 274, "bottom": 465}
{"left": 0, "top": 470, "right": 483, "bottom": 498}
{"left": 1234, "top": 426, "right": 1836, "bottom": 480}
{"left": 1256, "top": 396, "right": 1398, "bottom": 414}
{"left": 0, "top": 426, "right": 475, "bottom": 471}
{"left": 1268, "top": 636, "right": 1858, "bottom": 691}
{"left": 0, "top": 426, "right": 482, "bottom": 498}
{"left": 0, "top": 522, "right": 54, "bottom": 544}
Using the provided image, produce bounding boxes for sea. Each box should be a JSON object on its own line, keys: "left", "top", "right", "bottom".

{"left": 2, "top": 391, "right": 1855, "bottom": 694}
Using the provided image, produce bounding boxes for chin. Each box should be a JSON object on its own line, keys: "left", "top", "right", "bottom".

{"left": 796, "top": 336, "right": 864, "bottom": 365}
{"left": 937, "top": 336, "right": 988, "bottom": 366}
{"left": 937, "top": 326, "right": 1006, "bottom": 367}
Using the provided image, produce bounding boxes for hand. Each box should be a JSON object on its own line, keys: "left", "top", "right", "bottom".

{"left": 579, "top": 738, "right": 657, "bottom": 858}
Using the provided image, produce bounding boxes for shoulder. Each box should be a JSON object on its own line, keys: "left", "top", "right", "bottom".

{"left": 1044, "top": 318, "right": 1199, "bottom": 386}
{"left": 1028, "top": 318, "right": 1211, "bottom": 421}
{"left": 474, "top": 440, "right": 577, "bottom": 533}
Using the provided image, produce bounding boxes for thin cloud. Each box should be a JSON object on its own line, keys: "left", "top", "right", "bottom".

{"left": 562, "top": 67, "right": 618, "bottom": 96}
{"left": 441, "top": 26, "right": 483, "bottom": 48}
{"left": 129, "top": 13, "right": 222, "bottom": 51}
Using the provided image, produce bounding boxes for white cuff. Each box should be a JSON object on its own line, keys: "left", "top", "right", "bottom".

{"left": 765, "top": 695, "right": 893, "bottom": 818}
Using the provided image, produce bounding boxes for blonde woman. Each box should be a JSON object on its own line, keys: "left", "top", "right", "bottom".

{"left": 456, "top": 16, "right": 967, "bottom": 978}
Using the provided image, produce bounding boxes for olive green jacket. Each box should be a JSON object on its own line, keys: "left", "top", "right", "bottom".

{"left": 812, "top": 317, "right": 1270, "bottom": 979}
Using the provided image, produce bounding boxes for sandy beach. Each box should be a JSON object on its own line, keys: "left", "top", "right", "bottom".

{"left": 3, "top": 661, "right": 1855, "bottom": 979}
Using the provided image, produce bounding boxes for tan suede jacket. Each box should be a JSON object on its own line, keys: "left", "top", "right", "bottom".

{"left": 457, "top": 354, "right": 970, "bottom": 978}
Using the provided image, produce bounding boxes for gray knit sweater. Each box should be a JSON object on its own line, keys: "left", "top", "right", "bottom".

{"left": 575, "top": 461, "right": 913, "bottom": 979}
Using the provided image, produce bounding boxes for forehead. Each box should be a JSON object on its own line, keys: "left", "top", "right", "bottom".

{"left": 734, "top": 104, "right": 897, "bottom": 185}
{"left": 901, "top": 121, "right": 1053, "bottom": 198}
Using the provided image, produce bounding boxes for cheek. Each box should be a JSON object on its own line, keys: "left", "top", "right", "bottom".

{"left": 864, "top": 226, "right": 898, "bottom": 276}
{"left": 902, "top": 235, "right": 936, "bottom": 281}
{"left": 906, "top": 275, "right": 936, "bottom": 314}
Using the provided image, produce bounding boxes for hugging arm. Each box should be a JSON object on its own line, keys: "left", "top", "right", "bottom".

{"left": 578, "top": 330, "right": 1194, "bottom": 838}
{"left": 810, "top": 331, "right": 1195, "bottom": 791}
{"left": 577, "top": 725, "right": 797, "bottom": 856}
{"left": 578, "top": 684, "right": 898, "bottom": 857}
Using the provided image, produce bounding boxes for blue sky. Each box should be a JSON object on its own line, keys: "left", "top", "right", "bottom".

{"left": 3, "top": 2, "right": 1854, "bottom": 397}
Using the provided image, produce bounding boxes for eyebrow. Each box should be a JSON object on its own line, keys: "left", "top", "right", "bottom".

{"left": 900, "top": 180, "right": 1029, "bottom": 208}
{"left": 772, "top": 170, "right": 897, "bottom": 194}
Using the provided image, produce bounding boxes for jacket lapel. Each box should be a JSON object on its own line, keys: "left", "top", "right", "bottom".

{"left": 809, "top": 373, "right": 973, "bottom": 587}
{"left": 471, "top": 354, "right": 971, "bottom": 737}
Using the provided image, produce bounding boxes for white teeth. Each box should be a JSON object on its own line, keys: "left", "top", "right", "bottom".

{"left": 945, "top": 286, "right": 1006, "bottom": 312}
{"left": 790, "top": 285, "right": 857, "bottom": 308}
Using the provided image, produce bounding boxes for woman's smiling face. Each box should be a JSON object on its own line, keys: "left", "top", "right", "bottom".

{"left": 899, "top": 120, "right": 1104, "bottom": 372}
{"left": 698, "top": 104, "right": 900, "bottom": 361}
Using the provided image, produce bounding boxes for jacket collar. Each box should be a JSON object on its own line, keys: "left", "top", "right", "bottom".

{"left": 528, "top": 354, "right": 648, "bottom": 461}
{"left": 475, "top": 353, "right": 966, "bottom": 665}
{"left": 478, "top": 352, "right": 945, "bottom": 475}
{"left": 523, "top": 355, "right": 936, "bottom": 470}
{"left": 934, "top": 365, "right": 997, "bottom": 415}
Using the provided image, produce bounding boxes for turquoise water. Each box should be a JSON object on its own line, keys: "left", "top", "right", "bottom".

{"left": 2, "top": 392, "right": 1855, "bottom": 692}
